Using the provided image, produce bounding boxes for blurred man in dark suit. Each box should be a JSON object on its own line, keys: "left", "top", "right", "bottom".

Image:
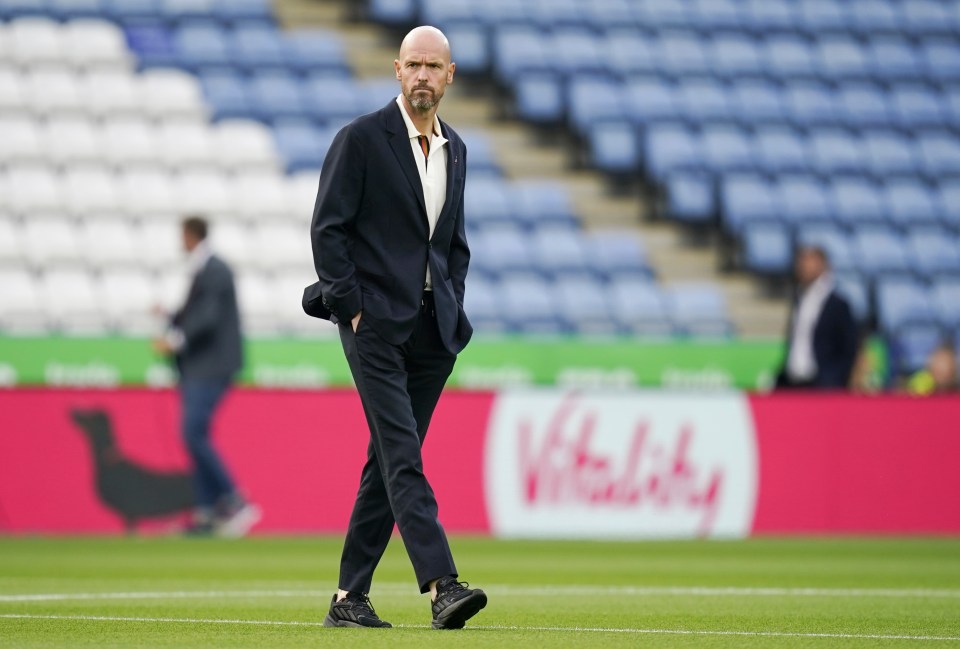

{"left": 153, "top": 216, "right": 259, "bottom": 536}
{"left": 307, "top": 26, "right": 486, "bottom": 630}
{"left": 776, "top": 245, "right": 859, "bottom": 390}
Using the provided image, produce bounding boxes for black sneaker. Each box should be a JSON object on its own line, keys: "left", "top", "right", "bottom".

{"left": 431, "top": 577, "right": 487, "bottom": 630}
{"left": 323, "top": 593, "right": 392, "bottom": 628}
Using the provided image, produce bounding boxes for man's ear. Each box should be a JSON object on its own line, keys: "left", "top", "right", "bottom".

{"left": 447, "top": 61, "right": 456, "bottom": 83}
{"left": 394, "top": 59, "right": 402, "bottom": 80}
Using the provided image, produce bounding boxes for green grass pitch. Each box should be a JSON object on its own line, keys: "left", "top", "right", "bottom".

{"left": 1, "top": 536, "right": 959, "bottom": 647}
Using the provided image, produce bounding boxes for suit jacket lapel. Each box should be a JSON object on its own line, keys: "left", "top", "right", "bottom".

{"left": 384, "top": 103, "right": 428, "bottom": 218}
{"left": 435, "top": 120, "right": 460, "bottom": 230}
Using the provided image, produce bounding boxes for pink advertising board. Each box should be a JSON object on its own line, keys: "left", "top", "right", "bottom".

{"left": 0, "top": 388, "right": 957, "bottom": 536}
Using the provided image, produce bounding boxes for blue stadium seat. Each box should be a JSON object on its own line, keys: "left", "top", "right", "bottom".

{"left": 784, "top": 81, "right": 839, "bottom": 127}
{"left": 464, "top": 177, "right": 511, "bottom": 228}
{"left": 606, "top": 31, "right": 657, "bottom": 78}
{"left": 531, "top": 228, "right": 590, "bottom": 275}
{"left": 709, "top": 34, "right": 763, "bottom": 79}
{"left": 552, "top": 29, "right": 606, "bottom": 77}
{"left": 473, "top": 226, "right": 535, "bottom": 275}
{"left": 125, "top": 24, "right": 178, "bottom": 68}
{"left": 462, "top": 276, "right": 505, "bottom": 333}
{"left": 920, "top": 41, "right": 960, "bottom": 84}
{"left": 937, "top": 181, "right": 960, "bottom": 230}
{"left": 744, "top": 0, "right": 798, "bottom": 33}
{"left": 493, "top": 27, "right": 550, "bottom": 82}
{"left": 876, "top": 277, "right": 936, "bottom": 332}
{"left": 284, "top": 30, "right": 348, "bottom": 75}
{"left": 742, "top": 223, "right": 792, "bottom": 275}
{"left": 797, "top": 223, "right": 858, "bottom": 272}
{"left": 932, "top": 277, "right": 960, "bottom": 328}
{"left": 273, "top": 121, "right": 332, "bottom": 172}
{"left": 890, "top": 85, "right": 948, "bottom": 131}
{"left": 513, "top": 75, "right": 564, "bottom": 123}
{"left": 300, "top": 76, "right": 363, "bottom": 126}
{"left": 173, "top": 24, "right": 231, "bottom": 71}
{"left": 885, "top": 180, "right": 942, "bottom": 228}
{"left": 779, "top": 175, "right": 833, "bottom": 227}
{"left": 231, "top": 25, "right": 286, "bottom": 72}
{"left": 701, "top": 125, "right": 755, "bottom": 173}
{"left": 863, "top": 130, "right": 920, "bottom": 178}
{"left": 848, "top": 0, "right": 902, "bottom": 36}
{"left": 907, "top": 227, "right": 960, "bottom": 278}
{"left": 531, "top": 0, "right": 588, "bottom": 29}
{"left": 657, "top": 31, "right": 710, "bottom": 77}
{"left": 816, "top": 37, "right": 871, "bottom": 81}
{"left": 797, "top": 0, "right": 853, "bottom": 35}
{"left": 837, "top": 83, "right": 893, "bottom": 128}
{"left": 831, "top": 178, "right": 888, "bottom": 227}
{"left": 608, "top": 277, "right": 676, "bottom": 337}
{"left": 676, "top": 78, "right": 732, "bottom": 124}
{"left": 200, "top": 71, "right": 253, "bottom": 121}
{"left": 457, "top": 129, "right": 500, "bottom": 175}
{"left": 586, "top": 231, "right": 651, "bottom": 279}
{"left": 250, "top": 73, "right": 309, "bottom": 122}
{"left": 445, "top": 23, "right": 488, "bottom": 74}
{"left": 664, "top": 172, "right": 715, "bottom": 224}
{"left": 720, "top": 174, "right": 777, "bottom": 233}
{"left": 867, "top": 37, "right": 922, "bottom": 82}
{"left": 583, "top": 0, "right": 637, "bottom": 30}
{"left": 667, "top": 283, "right": 733, "bottom": 338}
{"left": 357, "top": 78, "right": 399, "bottom": 114}
{"left": 891, "top": 323, "right": 945, "bottom": 375}
{"left": 420, "top": 0, "right": 475, "bottom": 26}
{"left": 946, "top": 87, "right": 960, "bottom": 125}
{"left": 754, "top": 126, "right": 808, "bottom": 173}
{"left": 644, "top": 124, "right": 699, "bottom": 181}
{"left": 854, "top": 227, "right": 912, "bottom": 277}
{"left": 513, "top": 182, "right": 578, "bottom": 230}
{"left": 213, "top": 0, "right": 272, "bottom": 26}
{"left": 554, "top": 276, "right": 619, "bottom": 335}
{"left": 568, "top": 78, "right": 626, "bottom": 136}
{"left": 482, "top": 0, "right": 534, "bottom": 27}
{"left": 624, "top": 77, "right": 678, "bottom": 125}
{"left": 900, "top": 0, "right": 953, "bottom": 37}
{"left": 635, "top": 0, "right": 694, "bottom": 31}
{"left": 730, "top": 79, "right": 788, "bottom": 125}
{"left": 917, "top": 133, "right": 960, "bottom": 179}
{"left": 765, "top": 36, "right": 818, "bottom": 80}
{"left": 160, "top": 0, "right": 215, "bottom": 26}
{"left": 809, "top": 128, "right": 866, "bottom": 175}
{"left": 590, "top": 121, "right": 640, "bottom": 174}
{"left": 501, "top": 274, "right": 567, "bottom": 334}
{"left": 366, "top": 0, "right": 417, "bottom": 25}
{"left": 691, "top": 0, "right": 744, "bottom": 31}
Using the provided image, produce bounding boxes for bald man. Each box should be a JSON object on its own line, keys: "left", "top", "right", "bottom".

{"left": 307, "top": 26, "right": 485, "bottom": 629}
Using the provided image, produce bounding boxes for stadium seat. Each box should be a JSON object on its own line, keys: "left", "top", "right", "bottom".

{"left": 554, "top": 276, "right": 619, "bottom": 335}
{"left": 884, "top": 180, "right": 941, "bottom": 228}
{"left": 39, "top": 267, "right": 107, "bottom": 333}
{"left": 231, "top": 25, "right": 287, "bottom": 72}
{"left": 513, "top": 182, "right": 578, "bottom": 230}
{"left": 43, "top": 118, "right": 101, "bottom": 166}
{"left": 676, "top": 78, "right": 733, "bottom": 124}
{"left": 624, "top": 77, "right": 678, "bottom": 126}
{"left": 0, "top": 68, "right": 27, "bottom": 114}
{"left": 866, "top": 37, "right": 922, "bottom": 82}
{"left": 171, "top": 170, "right": 233, "bottom": 215}
{"left": 6, "top": 165, "right": 65, "bottom": 215}
{"left": 778, "top": 175, "right": 833, "bottom": 227}
{"left": 63, "top": 166, "right": 121, "bottom": 216}
{"left": 606, "top": 31, "right": 657, "bottom": 78}
{"left": 644, "top": 124, "right": 699, "bottom": 181}
{"left": 667, "top": 283, "right": 733, "bottom": 337}
{"left": 472, "top": 226, "right": 535, "bottom": 275}
{"left": 249, "top": 73, "right": 308, "bottom": 122}
{"left": 720, "top": 174, "right": 777, "bottom": 233}
{"left": 891, "top": 323, "right": 944, "bottom": 375}
{"left": 156, "top": 121, "right": 216, "bottom": 169}
{"left": 8, "top": 17, "right": 64, "bottom": 67}
{"left": 890, "top": 85, "right": 947, "bottom": 131}
{"left": 862, "top": 130, "right": 920, "bottom": 178}
{"left": 100, "top": 268, "right": 159, "bottom": 334}
{"left": 212, "top": 119, "right": 278, "bottom": 171}
{"left": 231, "top": 170, "right": 299, "bottom": 220}
{"left": 937, "top": 181, "right": 960, "bottom": 230}
{"left": 583, "top": 0, "right": 637, "bottom": 31}
{"left": 816, "top": 37, "right": 870, "bottom": 81}
{"left": 809, "top": 129, "right": 865, "bottom": 175}
{"left": 831, "top": 178, "right": 888, "bottom": 227}
{"left": 701, "top": 125, "right": 755, "bottom": 173}
{"left": 367, "top": 0, "right": 417, "bottom": 25}
{"left": 657, "top": 31, "right": 710, "bottom": 77}
{"left": 0, "top": 268, "right": 46, "bottom": 333}
{"left": 493, "top": 27, "right": 550, "bottom": 82}
{"left": 159, "top": 0, "right": 216, "bottom": 26}
{"left": 853, "top": 227, "right": 912, "bottom": 277}
{"left": 138, "top": 220, "right": 182, "bottom": 270}
{"left": 80, "top": 218, "right": 140, "bottom": 270}
{"left": 173, "top": 24, "right": 231, "bottom": 71}
{"left": 117, "top": 168, "right": 177, "bottom": 215}
{"left": 568, "top": 78, "right": 625, "bottom": 135}
{"left": 462, "top": 276, "right": 505, "bottom": 333}
{"left": 744, "top": 0, "right": 797, "bottom": 33}
{"left": 82, "top": 70, "right": 141, "bottom": 118}
{"left": 138, "top": 68, "right": 205, "bottom": 119}
{"left": 664, "top": 172, "right": 714, "bottom": 225}
{"left": 907, "top": 228, "right": 960, "bottom": 278}
{"left": 444, "top": 23, "right": 488, "bottom": 74}
{"left": 124, "top": 24, "right": 179, "bottom": 69}
{"left": 0, "top": 217, "right": 23, "bottom": 267}
{"left": 552, "top": 29, "right": 606, "bottom": 76}
{"left": 501, "top": 274, "right": 566, "bottom": 334}
{"left": 755, "top": 126, "right": 810, "bottom": 173}
{"left": 49, "top": 0, "right": 108, "bottom": 21}
{"left": 709, "top": 34, "right": 763, "bottom": 79}
{"left": 213, "top": 0, "right": 273, "bottom": 26}
{"left": 921, "top": 40, "right": 960, "bottom": 84}
{"left": 513, "top": 74, "right": 564, "bottom": 123}
{"left": 273, "top": 122, "right": 332, "bottom": 172}
{"left": 586, "top": 231, "right": 651, "bottom": 279}
{"left": 784, "top": 81, "right": 839, "bottom": 126}
{"left": 876, "top": 277, "right": 936, "bottom": 332}
{"left": 530, "top": 228, "right": 590, "bottom": 275}
{"left": 848, "top": 0, "right": 902, "bottom": 36}
{"left": 796, "top": 223, "right": 857, "bottom": 273}
{"left": 236, "top": 271, "right": 278, "bottom": 335}
{"left": 691, "top": 0, "right": 744, "bottom": 31}
{"left": 834, "top": 272, "right": 871, "bottom": 323}
{"left": 742, "top": 223, "right": 792, "bottom": 275}
{"left": 64, "top": 19, "right": 131, "bottom": 70}
{"left": 635, "top": 0, "right": 693, "bottom": 31}
{"left": 917, "top": 133, "right": 960, "bottom": 179}
{"left": 608, "top": 277, "right": 675, "bottom": 337}
{"left": 798, "top": 0, "right": 852, "bottom": 35}
{"left": 590, "top": 121, "right": 640, "bottom": 174}
{"left": 285, "top": 30, "right": 348, "bottom": 75}
{"left": 900, "top": 0, "right": 953, "bottom": 36}
{"left": 836, "top": 83, "right": 893, "bottom": 129}
{"left": 729, "top": 79, "right": 788, "bottom": 126}
{"left": 24, "top": 68, "right": 84, "bottom": 116}
{"left": 464, "top": 176, "right": 511, "bottom": 227}
{"left": 932, "top": 277, "right": 960, "bottom": 328}
{"left": 301, "top": 76, "right": 364, "bottom": 126}
{"left": 765, "top": 36, "right": 817, "bottom": 80}
{"left": 0, "top": 116, "right": 43, "bottom": 163}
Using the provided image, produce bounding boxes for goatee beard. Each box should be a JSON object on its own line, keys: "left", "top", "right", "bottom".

{"left": 409, "top": 89, "right": 439, "bottom": 112}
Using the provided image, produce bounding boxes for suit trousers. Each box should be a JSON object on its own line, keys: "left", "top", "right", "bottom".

{"left": 337, "top": 293, "right": 458, "bottom": 594}
{"left": 180, "top": 378, "right": 235, "bottom": 509}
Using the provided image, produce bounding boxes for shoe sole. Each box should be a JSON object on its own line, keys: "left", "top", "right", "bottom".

{"left": 217, "top": 504, "right": 262, "bottom": 538}
{"left": 323, "top": 613, "right": 392, "bottom": 629}
{"left": 432, "top": 591, "right": 488, "bottom": 630}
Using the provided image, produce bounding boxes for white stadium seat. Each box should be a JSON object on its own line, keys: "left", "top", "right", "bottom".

{"left": 80, "top": 218, "right": 141, "bottom": 269}
{"left": 139, "top": 220, "right": 184, "bottom": 271}
{"left": 139, "top": 69, "right": 206, "bottom": 120}
{"left": 209, "top": 221, "right": 253, "bottom": 267}
{"left": 63, "top": 166, "right": 122, "bottom": 216}
{"left": 236, "top": 271, "right": 279, "bottom": 334}
{"left": 0, "top": 116, "right": 43, "bottom": 163}
{"left": 171, "top": 170, "right": 233, "bottom": 214}
{"left": 39, "top": 266, "right": 107, "bottom": 333}
{"left": 24, "top": 69, "right": 84, "bottom": 115}
{"left": 273, "top": 269, "right": 336, "bottom": 337}
{"left": 9, "top": 18, "right": 65, "bottom": 67}
{"left": 23, "top": 216, "right": 83, "bottom": 267}
{"left": 231, "top": 170, "right": 296, "bottom": 219}
{"left": 213, "top": 119, "right": 279, "bottom": 171}
{"left": 81, "top": 71, "right": 141, "bottom": 117}
{"left": 155, "top": 270, "right": 190, "bottom": 313}
{"left": 6, "top": 165, "right": 65, "bottom": 214}
{"left": 0, "top": 67, "right": 27, "bottom": 113}
{"left": 0, "top": 268, "right": 46, "bottom": 333}
{"left": 118, "top": 168, "right": 177, "bottom": 215}
{"left": 99, "top": 268, "right": 161, "bottom": 334}
{"left": 63, "top": 20, "right": 132, "bottom": 71}
{"left": 289, "top": 170, "right": 321, "bottom": 221}
{"left": 157, "top": 121, "right": 216, "bottom": 168}
{"left": 103, "top": 118, "right": 161, "bottom": 167}
{"left": 252, "top": 222, "right": 312, "bottom": 272}
{"left": 0, "top": 216, "right": 24, "bottom": 266}
{"left": 43, "top": 117, "right": 103, "bottom": 165}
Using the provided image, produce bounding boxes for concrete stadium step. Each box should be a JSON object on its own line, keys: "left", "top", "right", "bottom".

{"left": 273, "top": 0, "right": 789, "bottom": 338}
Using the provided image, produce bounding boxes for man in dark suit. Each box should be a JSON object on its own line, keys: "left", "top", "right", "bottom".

{"left": 306, "top": 26, "right": 486, "bottom": 630}
{"left": 776, "top": 245, "right": 860, "bottom": 389}
{"left": 153, "top": 216, "right": 259, "bottom": 537}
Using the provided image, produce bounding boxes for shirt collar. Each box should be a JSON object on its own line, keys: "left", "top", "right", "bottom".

{"left": 395, "top": 94, "right": 447, "bottom": 147}
{"left": 187, "top": 240, "right": 212, "bottom": 276}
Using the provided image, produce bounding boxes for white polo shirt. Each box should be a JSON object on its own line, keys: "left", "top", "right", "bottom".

{"left": 396, "top": 94, "right": 448, "bottom": 290}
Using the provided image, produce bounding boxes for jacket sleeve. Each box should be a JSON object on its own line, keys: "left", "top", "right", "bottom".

{"left": 448, "top": 145, "right": 469, "bottom": 307}
{"left": 311, "top": 125, "right": 365, "bottom": 322}
{"left": 820, "top": 297, "right": 860, "bottom": 388}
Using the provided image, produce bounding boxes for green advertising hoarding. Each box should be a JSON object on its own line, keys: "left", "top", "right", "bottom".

{"left": 0, "top": 335, "right": 783, "bottom": 390}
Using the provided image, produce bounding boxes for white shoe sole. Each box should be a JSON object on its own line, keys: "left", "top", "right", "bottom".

{"left": 217, "top": 504, "right": 262, "bottom": 538}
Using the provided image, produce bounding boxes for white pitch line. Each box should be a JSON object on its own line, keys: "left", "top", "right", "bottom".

{"left": 3, "top": 584, "right": 960, "bottom": 603}
{"left": 1, "top": 613, "right": 959, "bottom": 642}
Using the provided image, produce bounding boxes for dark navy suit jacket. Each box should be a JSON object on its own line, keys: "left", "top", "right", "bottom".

{"left": 172, "top": 255, "right": 243, "bottom": 382}
{"left": 777, "top": 291, "right": 859, "bottom": 389}
{"left": 305, "top": 100, "right": 473, "bottom": 354}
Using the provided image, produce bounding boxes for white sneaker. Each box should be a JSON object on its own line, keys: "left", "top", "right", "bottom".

{"left": 217, "top": 503, "right": 262, "bottom": 538}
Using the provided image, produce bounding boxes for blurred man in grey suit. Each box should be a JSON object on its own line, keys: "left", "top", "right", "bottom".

{"left": 153, "top": 216, "right": 259, "bottom": 536}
